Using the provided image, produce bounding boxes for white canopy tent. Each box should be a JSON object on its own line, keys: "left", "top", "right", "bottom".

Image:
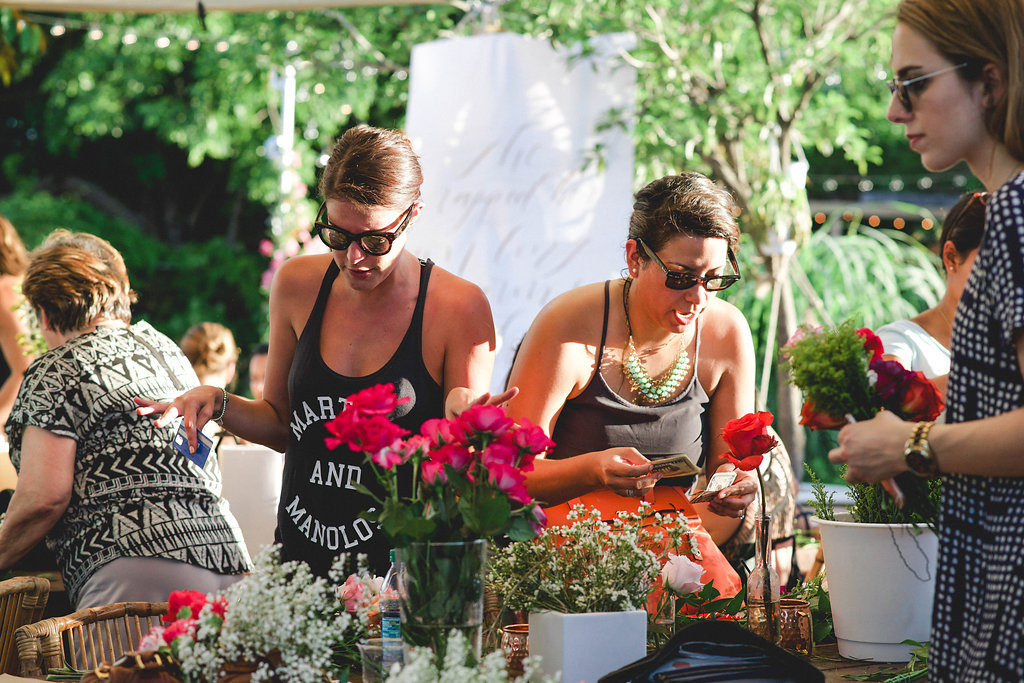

{"left": 3, "top": 0, "right": 431, "bottom": 12}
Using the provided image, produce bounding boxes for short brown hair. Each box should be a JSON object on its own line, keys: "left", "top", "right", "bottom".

{"left": 628, "top": 173, "right": 740, "bottom": 253}
{"left": 318, "top": 125, "right": 423, "bottom": 208}
{"left": 22, "top": 230, "right": 135, "bottom": 333}
{"left": 0, "top": 214, "right": 28, "bottom": 277}
{"left": 898, "top": 0, "right": 1024, "bottom": 161}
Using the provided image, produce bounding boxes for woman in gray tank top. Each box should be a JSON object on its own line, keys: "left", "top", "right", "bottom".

{"left": 510, "top": 173, "right": 758, "bottom": 546}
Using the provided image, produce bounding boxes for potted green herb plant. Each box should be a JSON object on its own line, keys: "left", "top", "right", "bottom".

{"left": 783, "top": 321, "right": 943, "bottom": 663}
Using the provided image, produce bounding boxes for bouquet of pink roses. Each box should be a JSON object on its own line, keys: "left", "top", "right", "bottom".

{"left": 324, "top": 383, "right": 552, "bottom": 661}
{"left": 323, "top": 383, "right": 551, "bottom": 547}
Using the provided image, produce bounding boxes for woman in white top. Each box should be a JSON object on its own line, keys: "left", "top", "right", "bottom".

{"left": 876, "top": 191, "right": 986, "bottom": 397}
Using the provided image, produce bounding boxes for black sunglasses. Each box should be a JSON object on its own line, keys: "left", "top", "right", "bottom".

{"left": 314, "top": 202, "right": 415, "bottom": 256}
{"left": 887, "top": 62, "right": 968, "bottom": 113}
{"left": 637, "top": 238, "right": 741, "bottom": 292}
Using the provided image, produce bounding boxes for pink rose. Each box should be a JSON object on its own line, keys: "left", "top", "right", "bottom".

{"left": 371, "top": 446, "right": 405, "bottom": 470}
{"left": 661, "top": 552, "right": 705, "bottom": 594}
{"left": 138, "top": 627, "right": 166, "bottom": 652}
{"left": 512, "top": 419, "right": 555, "bottom": 455}
{"left": 420, "top": 418, "right": 467, "bottom": 449}
{"left": 486, "top": 462, "right": 531, "bottom": 504}
{"left": 340, "top": 574, "right": 367, "bottom": 612}
{"left": 433, "top": 443, "right": 474, "bottom": 471}
{"left": 421, "top": 459, "right": 448, "bottom": 485}
{"left": 459, "top": 404, "right": 514, "bottom": 437}
{"left": 161, "top": 618, "right": 196, "bottom": 644}
{"left": 344, "top": 383, "right": 410, "bottom": 418}
{"left": 482, "top": 441, "right": 518, "bottom": 468}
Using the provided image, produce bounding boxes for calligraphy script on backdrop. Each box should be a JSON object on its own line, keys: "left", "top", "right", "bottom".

{"left": 406, "top": 32, "right": 637, "bottom": 390}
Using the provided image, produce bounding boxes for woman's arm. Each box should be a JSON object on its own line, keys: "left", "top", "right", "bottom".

{"left": 0, "top": 427, "right": 74, "bottom": 568}
{"left": 136, "top": 259, "right": 307, "bottom": 453}
{"left": 692, "top": 302, "right": 758, "bottom": 541}
{"left": 0, "top": 276, "right": 32, "bottom": 429}
{"left": 505, "top": 289, "right": 658, "bottom": 504}
{"left": 428, "top": 273, "right": 500, "bottom": 418}
{"left": 831, "top": 331, "right": 1024, "bottom": 480}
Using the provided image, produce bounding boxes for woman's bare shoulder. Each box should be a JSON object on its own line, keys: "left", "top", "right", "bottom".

{"left": 272, "top": 254, "right": 333, "bottom": 299}
{"left": 525, "top": 281, "right": 610, "bottom": 346}
{"left": 700, "top": 299, "right": 757, "bottom": 350}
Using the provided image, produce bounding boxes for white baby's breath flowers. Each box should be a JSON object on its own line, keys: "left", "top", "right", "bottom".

{"left": 386, "top": 630, "right": 554, "bottom": 682}
{"left": 489, "top": 503, "right": 696, "bottom": 615}
{"left": 172, "top": 545, "right": 361, "bottom": 683}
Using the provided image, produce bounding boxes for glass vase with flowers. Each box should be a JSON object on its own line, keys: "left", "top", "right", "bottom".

{"left": 324, "top": 383, "right": 551, "bottom": 664}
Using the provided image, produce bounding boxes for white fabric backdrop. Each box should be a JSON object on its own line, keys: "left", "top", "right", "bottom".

{"left": 405, "top": 32, "right": 636, "bottom": 392}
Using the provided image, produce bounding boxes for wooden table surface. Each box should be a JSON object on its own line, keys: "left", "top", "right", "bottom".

{"left": 810, "top": 642, "right": 923, "bottom": 681}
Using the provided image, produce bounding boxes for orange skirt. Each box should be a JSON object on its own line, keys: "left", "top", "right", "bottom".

{"left": 542, "top": 486, "right": 742, "bottom": 601}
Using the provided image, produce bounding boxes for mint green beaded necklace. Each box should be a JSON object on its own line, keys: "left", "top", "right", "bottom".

{"left": 622, "top": 278, "right": 690, "bottom": 406}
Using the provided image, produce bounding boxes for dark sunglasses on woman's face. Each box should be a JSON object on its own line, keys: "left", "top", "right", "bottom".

{"left": 637, "top": 238, "right": 741, "bottom": 292}
{"left": 314, "top": 202, "right": 415, "bottom": 256}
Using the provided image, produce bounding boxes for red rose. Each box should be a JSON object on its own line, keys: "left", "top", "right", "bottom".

{"left": 857, "top": 328, "right": 884, "bottom": 362}
{"left": 344, "top": 416, "right": 410, "bottom": 456}
{"left": 798, "top": 400, "right": 845, "bottom": 431}
{"left": 344, "top": 383, "right": 410, "bottom": 418}
{"left": 164, "top": 590, "right": 208, "bottom": 623}
{"left": 209, "top": 597, "right": 228, "bottom": 619}
{"left": 720, "top": 411, "right": 776, "bottom": 458}
{"left": 724, "top": 451, "right": 764, "bottom": 471}
{"left": 161, "top": 618, "right": 196, "bottom": 643}
{"left": 898, "top": 371, "right": 945, "bottom": 421}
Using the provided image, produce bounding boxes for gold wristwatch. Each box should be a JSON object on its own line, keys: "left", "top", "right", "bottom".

{"left": 904, "top": 420, "right": 939, "bottom": 478}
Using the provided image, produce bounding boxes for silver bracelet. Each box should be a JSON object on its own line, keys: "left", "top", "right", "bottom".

{"left": 212, "top": 387, "right": 228, "bottom": 425}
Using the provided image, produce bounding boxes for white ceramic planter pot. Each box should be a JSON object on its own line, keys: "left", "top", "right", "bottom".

{"left": 528, "top": 610, "right": 647, "bottom": 683}
{"left": 815, "top": 512, "right": 937, "bottom": 662}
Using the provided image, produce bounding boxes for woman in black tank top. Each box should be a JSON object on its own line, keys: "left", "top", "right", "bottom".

{"left": 137, "top": 126, "right": 507, "bottom": 577}
{"left": 509, "top": 173, "right": 762, "bottom": 547}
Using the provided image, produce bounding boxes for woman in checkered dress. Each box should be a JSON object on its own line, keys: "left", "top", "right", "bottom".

{"left": 829, "top": 0, "right": 1024, "bottom": 680}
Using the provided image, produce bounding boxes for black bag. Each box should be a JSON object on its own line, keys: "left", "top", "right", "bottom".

{"left": 599, "top": 620, "right": 823, "bottom": 682}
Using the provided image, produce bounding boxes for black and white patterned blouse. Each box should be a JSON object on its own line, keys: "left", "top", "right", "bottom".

{"left": 5, "top": 321, "right": 252, "bottom": 605}
{"left": 935, "top": 170, "right": 1024, "bottom": 681}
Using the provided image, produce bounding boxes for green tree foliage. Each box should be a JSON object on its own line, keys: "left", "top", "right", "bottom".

{"left": 0, "top": 9, "right": 47, "bottom": 86}
{"left": 0, "top": 189, "right": 268, "bottom": 366}
{"left": 19, "top": 6, "right": 465, "bottom": 209}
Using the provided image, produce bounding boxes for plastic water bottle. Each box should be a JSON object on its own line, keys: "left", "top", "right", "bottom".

{"left": 380, "top": 549, "right": 404, "bottom": 670}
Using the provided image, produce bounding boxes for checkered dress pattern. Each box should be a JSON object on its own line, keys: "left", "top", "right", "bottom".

{"left": 934, "top": 171, "right": 1024, "bottom": 681}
